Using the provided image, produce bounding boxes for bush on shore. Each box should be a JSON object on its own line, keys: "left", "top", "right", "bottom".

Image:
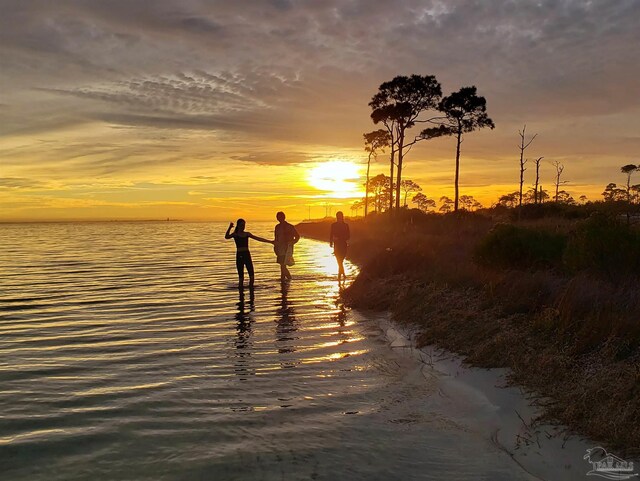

{"left": 474, "top": 223, "right": 567, "bottom": 269}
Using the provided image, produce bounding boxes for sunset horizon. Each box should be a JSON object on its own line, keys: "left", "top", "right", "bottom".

{"left": 2, "top": 1, "right": 639, "bottom": 222}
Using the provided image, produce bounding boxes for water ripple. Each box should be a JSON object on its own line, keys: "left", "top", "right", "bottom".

{"left": 0, "top": 222, "right": 548, "bottom": 480}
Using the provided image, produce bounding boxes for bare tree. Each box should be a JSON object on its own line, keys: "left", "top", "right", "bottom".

{"left": 517, "top": 126, "right": 537, "bottom": 208}
{"left": 550, "top": 160, "right": 568, "bottom": 202}
{"left": 532, "top": 157, "right": 544, "bottom": 204}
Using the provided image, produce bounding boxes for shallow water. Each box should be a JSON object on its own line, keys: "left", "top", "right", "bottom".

{"left": 0, "top": 222, "right": 609, "bottom": 480}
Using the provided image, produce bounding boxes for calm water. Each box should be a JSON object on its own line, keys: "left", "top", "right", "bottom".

{"left": 0, "top": 222, "right": 584, "bottom": 480}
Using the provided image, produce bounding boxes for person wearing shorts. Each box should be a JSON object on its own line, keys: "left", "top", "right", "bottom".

{"left": 274, "top": 211, "right": 300, "bottom": 281}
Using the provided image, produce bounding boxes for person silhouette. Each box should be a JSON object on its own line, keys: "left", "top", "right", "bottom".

{"left": 225, "top": 219, "right": 273, "bottom": 287}
{"left": 273, "top": 211, "right": 300, "bottom": 282}
{"left": 329, "top": 211, "right": 350, "bottom": 283}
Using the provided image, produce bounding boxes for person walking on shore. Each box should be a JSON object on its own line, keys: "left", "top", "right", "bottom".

{"left": 329, "top": 211, "right": 350, "bottom": 283}
{"left": 274, "top": 211, "right": 300, "bottom": 282}
{"left": 225, "top": 219, "right": 273, "bottom": 287}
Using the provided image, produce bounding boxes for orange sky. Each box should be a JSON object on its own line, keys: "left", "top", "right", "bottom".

{"left": 1, "top": 1, "right": 639, "bottom": 222}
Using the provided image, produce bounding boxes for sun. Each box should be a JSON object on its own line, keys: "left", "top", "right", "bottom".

{"left": 308, "top": 161, "right": 362, "bottom": 198}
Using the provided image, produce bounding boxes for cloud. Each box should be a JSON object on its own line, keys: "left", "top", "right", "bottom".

{"left": 1, "top": 0, "right": 639, "bottom": 219}
{"left": 230, "top": 151, "right": 310, "bottom": 166}
{"left": 0, "top": 177, "right": 47, "bottom": 189}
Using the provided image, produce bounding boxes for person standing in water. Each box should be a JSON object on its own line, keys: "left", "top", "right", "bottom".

{"left": 329, "top": 211, "right": 350, "bottom": 283}
{"left": 274, "top": 211, "right": 300, "bottom": 282}
{"left": 225, "top": 219, "right": 273, "bottom": 287}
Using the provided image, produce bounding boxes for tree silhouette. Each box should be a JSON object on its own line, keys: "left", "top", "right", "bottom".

{"left": 420, "top": 86, "right": 494, "bottom": 212}
{"left": 498, "top": 192, "right": 519, "bottom": 208}
{"left": 532, "top": 156, "right": 544, "bottom": 204}
{"left": 525, "top": 186, "right": 549, "bottom": 204}
{"left": 550, "top": 160, "right": 568, "bottom": 203}
{"left": 621, "top": 164, "right": 639, "bottom": 223}
{"left": 602, "top": 183, "right": 626, "bottom": 202}
{"left": 439, "top": 196, "right": 454, "bottom": 213}
{"left": 556, "top": 190, "right": 575, "bottom": 204}
{"left": 517, "top": 126, "right": 537, "bottom": 208}
{"left": 351, "top": 199, "right": 364, "bottom": 217}
{"left": 368, "top": 173, "right": 390, "bottom": 214}
{"left": 621, "top": 164, "right": 639, "bottom": 203}
{"left": 370, "top": 75, "right": 442, "bottom": 213}
{"left": 400, "top": 179, "right": 422, "bottom": 206}
{"left": 459, "top": 194, "right": 482, "bottom": 211}
{"left": 412, "top": 192, "right": 436, "bottom": 212}
{"left": 363, "top": 130, "right": 390, "bottom": 218}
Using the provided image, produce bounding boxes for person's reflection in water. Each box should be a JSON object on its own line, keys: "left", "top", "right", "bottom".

{"left": 234, "top": 286, "right": 255, "bottom": 382}
{"left": 274, "top": 281, "right": 299, "bottom": 369}
{"left": 333, "top": 303, "right": 351, "bottom": 346}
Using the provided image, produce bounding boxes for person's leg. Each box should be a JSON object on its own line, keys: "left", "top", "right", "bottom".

{"left": 246, "top": 254, "right": 255, "bottom": 286}
{"left": 236, "top": 254, "right": 244, "bottom": 287}
{"left": 280, "top": 263, "right": 291, "bottom": 281}
{"left": 337, "top": 257, "right": 345, "bottom": 279}
{"left": 335, "top": 244, "right": 347, "bottom": 281}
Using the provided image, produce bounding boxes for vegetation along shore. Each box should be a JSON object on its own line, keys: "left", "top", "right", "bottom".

{"left": 296, "top": 202, "right": 640, "bottom": 456}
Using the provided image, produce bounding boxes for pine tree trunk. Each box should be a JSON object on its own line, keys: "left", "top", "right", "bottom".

{"left": 395, "top": 134, "right": 404, "bottom": 212}
{"left": 454, "top": 129, "right": 462, "bottom": 212}
{"left": 388, "top": 147, "right": 395, "bottom": 215}
{"left": 364, "top": 155, "right": 371, "bottom": 218}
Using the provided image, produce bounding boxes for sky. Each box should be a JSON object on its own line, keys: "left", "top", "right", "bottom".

{"left": 1, "top": 0, "right": 639, "bottom": 222}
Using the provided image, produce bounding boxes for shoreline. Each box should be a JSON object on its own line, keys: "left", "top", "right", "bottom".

{"left": 373, "top": 314, "right": 605, "bottom": 480}
{"left": 297, "top": 217, "right": 640, "bottom": 456}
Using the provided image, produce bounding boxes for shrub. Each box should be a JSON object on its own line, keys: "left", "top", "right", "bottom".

{"left": 563, "top": 214, "right": 640, "bottom": 279}
{"left": 511, "top": 203, "right": 591, "bottom": 220}
{"left": 474, "top": 223, "right": 567, "bottom": 269}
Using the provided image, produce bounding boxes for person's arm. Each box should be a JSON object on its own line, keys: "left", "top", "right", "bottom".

{"left": 345, "top": 224, "right": 351, "bottom": 242}
{"left": 225, "top": 222, "right": 234, "bottom": 239}
{"left": 292, "top": 225, "right": 300, "bottom": 244}
{"left": 248, "top": 232, "right": 274, "bottom": 244}
{"left": 329, "top": 224, "right": 334, "bottom": 248}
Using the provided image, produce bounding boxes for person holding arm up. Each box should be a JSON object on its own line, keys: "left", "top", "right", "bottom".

{"left": 225, "top": 219, "right": 273, "bottom": 287}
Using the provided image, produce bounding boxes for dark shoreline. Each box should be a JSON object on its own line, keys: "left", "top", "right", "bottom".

{"left": 297, "top": 216, "right": 640, "bottom": 456}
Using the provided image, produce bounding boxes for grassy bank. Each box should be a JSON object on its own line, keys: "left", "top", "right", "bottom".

{"left": 297, "top": 209, "right": 640, "bottom": 455}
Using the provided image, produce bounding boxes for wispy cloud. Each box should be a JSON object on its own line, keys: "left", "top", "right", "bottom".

{"left": 1, "top": 0, "right": 639, "bottom": 219}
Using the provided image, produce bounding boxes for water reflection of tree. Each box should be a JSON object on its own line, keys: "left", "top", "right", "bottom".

{"left": 275, "top": 281, "right": 299, "bottom": 369}
{"left": 234, "top": 286, "right": 255, "bottom": 381}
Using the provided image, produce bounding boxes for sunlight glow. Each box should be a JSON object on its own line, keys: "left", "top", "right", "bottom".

{"left": 307, "top": 161, "right": 362, "bottom": 199}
